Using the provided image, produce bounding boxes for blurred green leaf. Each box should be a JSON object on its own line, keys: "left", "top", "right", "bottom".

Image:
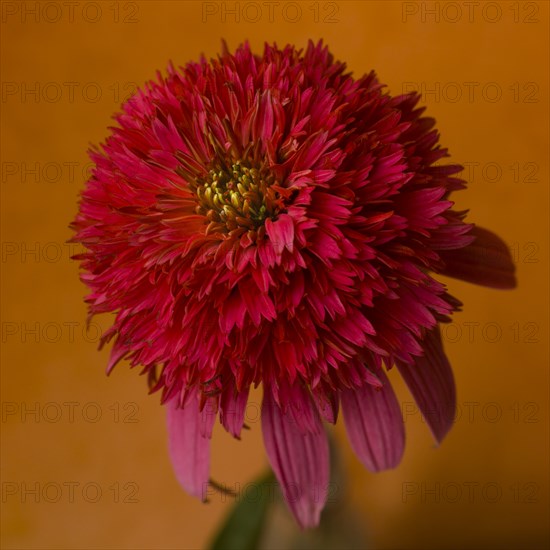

{"left": 209, "top": 470, "right": 275, "bottom": 550}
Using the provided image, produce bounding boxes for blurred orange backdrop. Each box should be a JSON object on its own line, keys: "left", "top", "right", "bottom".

{"left": 1, "top": 1, "right": 548, "bottom": 549}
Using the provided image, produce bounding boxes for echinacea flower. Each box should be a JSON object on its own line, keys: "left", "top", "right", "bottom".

{"left": 71, "top": 41, "right": 516, "bottom": 528}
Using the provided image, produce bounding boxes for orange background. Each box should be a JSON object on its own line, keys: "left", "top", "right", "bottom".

{"left": 1, "top": 1, "right": 548, "bottom": 548}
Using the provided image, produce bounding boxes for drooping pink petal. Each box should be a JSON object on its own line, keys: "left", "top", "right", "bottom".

{"left": 341, "top": 369, "right": 405, "bottom": 472}
{"left": 261, "top": 389, "right": 329, "bottom": 528}
{"left": 437, "top": 226, "right": 517, "bottom": 289}
{"left": 166, "top": 391, "right": 215, "bottom": 500}
{"left": 397, "top": 326, "right": 455, "bottom": 443}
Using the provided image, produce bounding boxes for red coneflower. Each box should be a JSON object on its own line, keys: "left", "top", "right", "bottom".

{"left": 71, "top": 41, "right": 516, "bottom": 528}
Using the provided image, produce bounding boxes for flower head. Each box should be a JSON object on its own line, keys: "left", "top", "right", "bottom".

{"left": 71, "top": 41, "right": 516, "bottom": 527}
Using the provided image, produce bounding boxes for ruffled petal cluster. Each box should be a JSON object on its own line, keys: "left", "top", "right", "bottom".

{"left": 72, "top": 41, "right": 516, "bottom": 527}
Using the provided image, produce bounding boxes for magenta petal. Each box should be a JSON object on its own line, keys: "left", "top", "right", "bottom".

{"left": 286, "top": 383, "right": 322, "bottom": 433}
{"left": 106, "top": 339, "right": 128, "bottom": 374}
{"left": 397, "top": 326, "right": 455, "bottom": 444}
{"left": 312, "top": 386, "right": 339, "bottom": 424}
{"left": 341, "top": 370, "right": 405, "bottom": 472}
{"left": 438, "top": 226, "right": 517, "bottom": 289}
{"left": 219, "top": 386, "right": 249, "bottom": 439}
{"left": 265, "top": 214, "right": 295, "bottom": 255}
{"left": 166, "top": 392, "right": 215, "bottom": 500}
{"left": 261, "top": 390, "right": 329, "bottom": 528}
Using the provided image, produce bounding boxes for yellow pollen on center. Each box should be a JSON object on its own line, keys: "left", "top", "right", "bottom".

{"left": 193, "top": 161, "right": 281, "bottom": 235}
